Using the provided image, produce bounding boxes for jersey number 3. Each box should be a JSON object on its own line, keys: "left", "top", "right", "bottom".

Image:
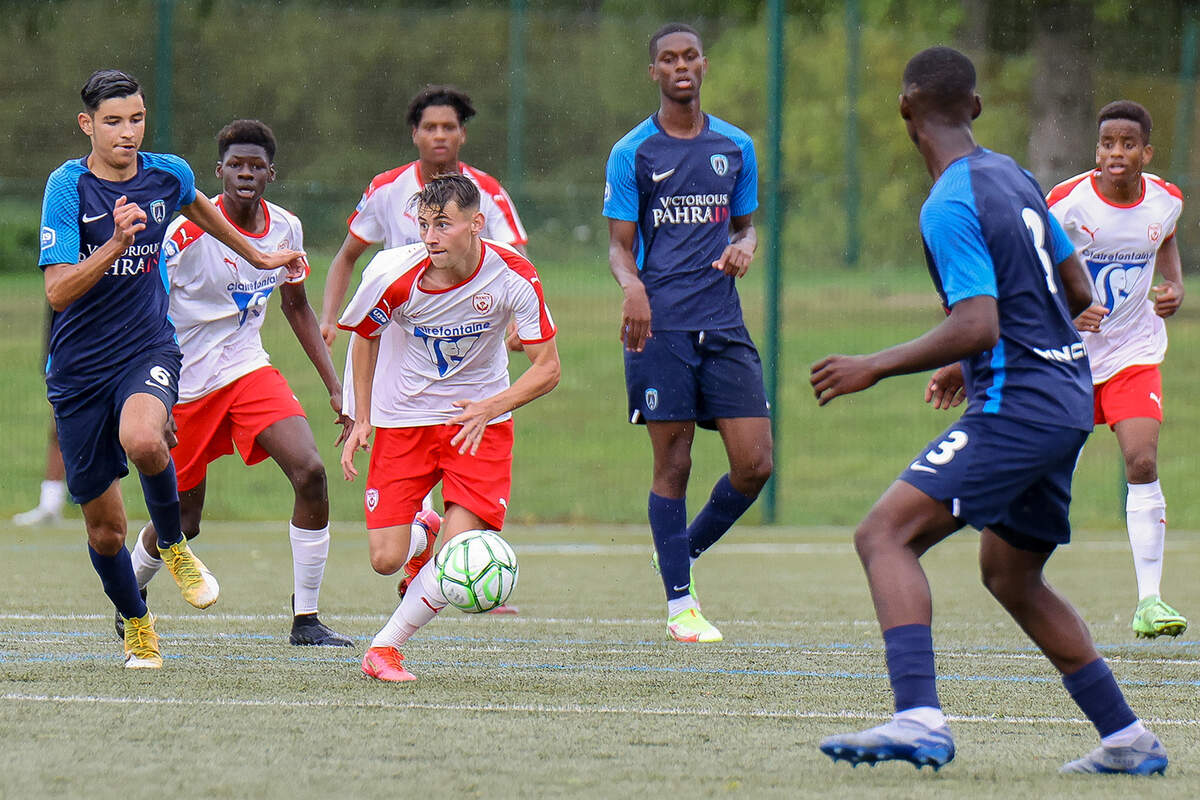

{"left": 1021, "top": 207, "right": 1058, "bottom": 296}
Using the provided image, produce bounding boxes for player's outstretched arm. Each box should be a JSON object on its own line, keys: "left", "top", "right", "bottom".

{"left": 180, "top": 194, "right": 305, "bottom": 276}
{"left": 44, "top": 195, "right": 145, "bottom": 311}
{"left": 449, "top": 337, "right": 561, "bottom": 456}
{"left": 340, "top": 333, "right": 380, "bottom": 481}
{"left": 811, "top": 294, "right": 999, "bottom": 406}
{"left": 711, "top": 214, "right": 757, "bottom": 278}
{"left": 280, "top": 282, "right": 352, "bottom": 444}
{"left": 607, "top": 219, "right": 652, "bottom": 352}
{"left": 320, "top": 233, "right": 372, "bottom": 347}
{"left": 1153, "top": 235, "right": 1185, "bottom": 318}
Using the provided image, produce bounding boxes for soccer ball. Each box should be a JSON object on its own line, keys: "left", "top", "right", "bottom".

{"left": 434, "top": 530, "right": 519, "bottom": 613}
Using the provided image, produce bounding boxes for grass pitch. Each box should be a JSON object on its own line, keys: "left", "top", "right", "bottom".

{"left": 2, "top": 521, "right": 1198, "bottom": 798}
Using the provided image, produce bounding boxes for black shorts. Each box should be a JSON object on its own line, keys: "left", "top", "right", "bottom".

{"left": 51, "top": 344, "right": 181, "bottom": 505}
{"left": 624, "top": 326, "right": 769, "bottom": 431}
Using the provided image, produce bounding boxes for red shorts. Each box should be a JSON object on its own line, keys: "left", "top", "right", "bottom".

{"left": 172, "top": 366, "right": 306, "bottom": 491}
{"left": 364, "top": 420, "right": 514, "bottom": 531}
{"left": 1094, "top": 363, "right": 1163, "bottom": 427}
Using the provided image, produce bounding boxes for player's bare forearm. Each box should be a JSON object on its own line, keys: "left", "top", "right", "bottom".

{"left": 181, "top": 195, "right": 304, "bottom": 274}
{"left": 712, "top": 215, "right": 756, "bottom": 277}
{"left": 811, "top": 294, "right": 999, "bottom": 406}
{"left": 45, "top": 195, "right": 146, "bottom": 310}
{"left": 449, "top": 338, "right": 561, "bottom": 454}
{"left": 1055, "top": 252, "right": 1096, "bottom": 317}
{"left": 281, "top": 282, "right": 342, "bottom": 400}
{"left": 320, "top": 234, "right": 371, "bottom": 343}
{"left": 607, "top": 218, "right": 652, "bottom": 351}
{"left": 349, "top": 333, "right": 379, "bottom": 426}
{"left": 1153, "top": 236, "right": 1185, "bottom": 318}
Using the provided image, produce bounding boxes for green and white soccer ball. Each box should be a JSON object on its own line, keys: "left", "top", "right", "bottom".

{"left": 434, "top": 530, "right": 519, "bottom": 613}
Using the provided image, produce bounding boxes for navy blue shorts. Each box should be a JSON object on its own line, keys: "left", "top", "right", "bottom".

{"left": 50, "top": 344, "right": 181, "bottom": 505}
{"left": 899, "top": 414, "right": 1089, "bottom": 552}
{"left": 624, "top": 326, "right": 769, "bottom": 431}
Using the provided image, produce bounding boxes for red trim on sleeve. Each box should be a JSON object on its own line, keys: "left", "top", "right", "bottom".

{"left": 1147, "top": 175, "right": 1184, "bottom": 203}
{"left": 462, "top": 163, "right": 528, "bottom": 246}
{"left": 346, "top": 163, "right": 416, "bottom": 231}
{"left": 170, "top": 219, "right": 206, "bottom": 253}
{"left": 336, "top": 259, "right": 424, "bottom": 337}
{"left": 487, "top": 241, "right": 556, "bottom": 342}
{"left": 1046, "top": 173, "right": 1090, "bottom": 208}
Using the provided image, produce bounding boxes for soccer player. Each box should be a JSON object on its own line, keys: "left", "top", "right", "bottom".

{"left": 603, "top": 23, "right": 772, "bottom": 643}
{"left": 1046, "top": 101, "right": 1188, "bottom": 640}
{"left": 810, "top": 47, "right": 1166, "bottom": 775}
{"left": 338, "top": 174, "right": 559, "bottom": 682}
{"left": 319, "top": 84, "right": 528, "bottom": 609}
{"left": 40, "top": 70, "right": 303, "bottom": 668}
{"left": 117, "top": 120, "right": 352, "bottom": 647}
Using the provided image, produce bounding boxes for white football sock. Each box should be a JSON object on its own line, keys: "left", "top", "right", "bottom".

{"left": 1101, "top": 719, "right": 1147, "bottom": 748}
{"left": 371, "top": 560, "right": 447, "bottom": 649}
{"left": 290, "top": 523, "right": 329, "bottom": 615}
{"left": 407, "top": 518, "right": 429, "bottom": 562}
{"left": 1126, "top": 481, "right": 1166, "bottom": 600}
{"left": 894, "top": 706, "right": 947, "bottom": 729}
{"left": 667, "top": 594, "right": 699, "bottom": 618}
{"left": 39, "top": 480, "right": 66, "bottom": 513}
{"left": 130, "top": 528, "right": 163, "bottom": 589}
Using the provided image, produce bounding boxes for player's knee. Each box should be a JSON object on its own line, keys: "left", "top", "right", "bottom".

{"left": 653, "top": 455, "right": 691, "bottom": 489}
{"left": 123, "top": 432, "right": 169, "bottom": 474}
{"left": 86, "top": 523, "right": 126, "bottom": 556}
{"left": 1124, "top": 451, "right": 1158, "bottom": 484}
{"left": 369, "top": 549, "right": 405, "bottom": 575}
{"left": 290, "top": 457, "right": 328, "bottom": 505}
{"left": 731, "top": 453, "right": 773, "bottom": 495}
{"left": 979, "top": 562, "right": 1028, "bottom": 607}
{"left": 853, "top": 521, "right": 887, "bottom": 563}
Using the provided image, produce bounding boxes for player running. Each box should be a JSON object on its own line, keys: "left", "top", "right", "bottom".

{"left": 40, "top": 70, "right": 303, "bottom": 669}
{"left": 1047, "top": 100, "right": 1188, "bottom": 640}
{"left": 319, "top": 85, "right": 528, "bottom": 606}
{"left": 339, "top": 175, "right": 559, "bottom": 682}
{"left": 116, "top": 120, "right": 352, "bottom": 647}
{"left": 810, "top": 47, "right": 1167, "bottom": 775}
{"left": 603, "top": 23, "right": 772, "bottom": 643}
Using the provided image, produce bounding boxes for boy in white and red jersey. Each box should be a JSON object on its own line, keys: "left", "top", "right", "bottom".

{"left": 1047, "top": 100, "right": 1188, "bottom": 639}
{"left": 320, "top": 86, "right": 528, "bottom": 599}
{"left": 123, "top": 120, "right": 354, "bottom": 647}
{"left": 339, "top": 175, "right": 559, "bottom": 682}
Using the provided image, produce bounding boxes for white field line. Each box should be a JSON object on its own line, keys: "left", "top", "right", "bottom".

{"left": 1, "top": 692, "right": 1197, "bottom": 728}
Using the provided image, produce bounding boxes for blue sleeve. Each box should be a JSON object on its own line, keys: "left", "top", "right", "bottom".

{"left": 919, "top": 197, "right": 997, "bottom": 305}
{"left": 603, "top": 142, "right": 639, "bottom": 222}
{"left": 145, "top": 152, "right": 197, "bottom": 209}
{"left": 39, "top": 165, "right": 81, "bottom": 268}
{"left": 1047, "top": 211, "right": 1074, "bottom": 264}
{"left": 731, "top": 136, "right": 758, "bottom": 217}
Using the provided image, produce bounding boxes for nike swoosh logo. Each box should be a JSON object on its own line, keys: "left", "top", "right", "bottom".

{"left": 82, "top": 212, "right": 108, "bottom": 223}
{"left": 673, "top": 584, "right": 689, "bottom": 592}
{"left": 651, "top": 169, "right": 676, "bottom": 183}
{"left": 908, "top": 461, "right": 937, "bottom": 474}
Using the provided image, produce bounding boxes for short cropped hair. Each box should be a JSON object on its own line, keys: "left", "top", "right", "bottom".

{"left": 217, "top": 119, "right": 277, "bottom": 162}
{"left": 902, "top": 46, "right": 976, "bottom": 110}
{"left": 649, "top": 22, "right": 702, "bottom": 60}
{"left": 1098, "top": 100, "right": 1152, "bottom": 144}
{"left": 81, "top": 69, "right": 142, "bottom": 113}
{"left": 413, "top": 173, "right": 480, "bottom": 216}
{"left": 406, "top": 85, "right": 476, "bottom": 129}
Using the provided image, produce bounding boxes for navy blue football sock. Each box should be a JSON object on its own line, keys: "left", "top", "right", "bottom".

{"left": 1063, "top": 658, "right": 1138, "bottom": 737}
{"left": 89, "top": 545, "right": 149, "bottom": 620}
{"left": 648, "top": 492, "right": 690, "bottom": 601}
{"left": 687, "top": 474, "right": 756, "bottom": 559}
{"left": 883, "top": 623, "right": 941, "bottom": 712}
{"left": 139, "top": 460, "right": 183, "bottom": 549}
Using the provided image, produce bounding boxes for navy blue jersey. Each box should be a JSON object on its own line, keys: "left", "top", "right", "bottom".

{"left": 39, "top": 152, "right": 196, "bottom": 395}
{"left": 921, "top": 147, "right": 1092, "bottom": 431}
{"left": 604, "top": 113, "right": 757, "bottom": 331}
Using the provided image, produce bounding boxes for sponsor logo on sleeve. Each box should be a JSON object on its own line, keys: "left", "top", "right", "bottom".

{"left": 40, "top": 227, "right": 56, "bottom": 250}
{"left": 603, "top": 182, "right": 612, "bottom": 203}
{"left": 369, "top": 308, "right": 390, "bottom": 326}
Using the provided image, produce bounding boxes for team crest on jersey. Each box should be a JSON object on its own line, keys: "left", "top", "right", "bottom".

{"left": 150, "top": 199, "right": 166, "bottom": 224}
{"left": 365, "top": 488, "right": 379, "bottom": 511}
{"left": 1149, "top": 223, "right": 1162, "bottom": 243}
{"left": 710, "top": 154, "right": 729, "bottom": 176}
{"left": 472, "top": 292, "right": 493, "bottom": 313}
{"left": 231, "top": 286, "right": 276, "bottom": 326}
{"left": 645, "top": 388, "right": 659, "bottom": 410}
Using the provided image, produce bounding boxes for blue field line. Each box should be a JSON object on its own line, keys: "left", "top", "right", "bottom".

{"left": 3, "top": 648, "right": 1200, "bottom": 688}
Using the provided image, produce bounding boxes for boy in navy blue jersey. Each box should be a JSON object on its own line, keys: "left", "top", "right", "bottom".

{"left": 40, "top": 70, "right": 304, "bottom": 668}
{"left": 810, "top": 47, "right": 1167, "bottom": 776}
{"left": 604, "top": 23, "right": 772, "bottom": 643}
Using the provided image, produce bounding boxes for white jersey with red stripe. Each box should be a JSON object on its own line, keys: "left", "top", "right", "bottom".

{"left": 1047, "top": 171, "right": 1183, "bottom": 383}
{"left": 347, "top": 160, "right": 527, "bottom": 248}
{"left": 161, "top": 195, "right": 310, "bottom": 402}
{"left": 338, "top": 238, "right": 555, "bottom": 428}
